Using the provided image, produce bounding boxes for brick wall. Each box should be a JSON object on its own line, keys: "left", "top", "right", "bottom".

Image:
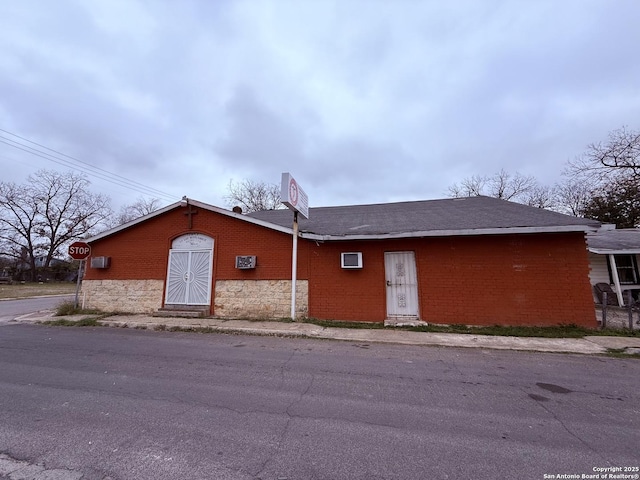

{"left": 85, "top": 207, "right": 596, "bottom": 327}
{"left": 85, "top": 208, "right": 308, "bottom": 281}
{"left": 306, "top": 240, "right": 386, "bottom": 321}
{"left": 84, "top": 208, "right": 309, "bottom": 314}
{"left": 307, "top": 233, "right": 597, "bottom": 328}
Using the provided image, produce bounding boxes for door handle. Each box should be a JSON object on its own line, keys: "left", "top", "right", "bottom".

{"left": 386, "top": 280, "right": 391, "bottom": 286}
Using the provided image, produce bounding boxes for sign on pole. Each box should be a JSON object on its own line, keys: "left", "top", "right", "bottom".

{"left": 281, "top": 172, "right": 309, "bottom": 219}
{"left": 68, "top": 242, "right": 91, "bottom": 260}
{"left": 68, "top": 241, "right": 90, "bottom": 309}
{"left": 280, "top": 173, "right": 310, "bottom": 320}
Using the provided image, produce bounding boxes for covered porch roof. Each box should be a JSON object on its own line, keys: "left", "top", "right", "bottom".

{"left": 588, "top": 228, "right": 640, "bottom": 306}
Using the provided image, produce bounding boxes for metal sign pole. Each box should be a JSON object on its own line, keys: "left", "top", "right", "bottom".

{"left": 280, "top": 173, "right": 308, "bottom": 321}
{"left": 74, "top": 259, "right": 84, "bottom": 309}
{"left": 290, "top": 211, "right": 299, "bottom": 320}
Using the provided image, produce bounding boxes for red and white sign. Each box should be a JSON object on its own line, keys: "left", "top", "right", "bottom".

{"left": 68, "top": 241, "right": 91, "bottom": 260}
{"left": 280, "top": 172, "right": 309, "bottom": 219}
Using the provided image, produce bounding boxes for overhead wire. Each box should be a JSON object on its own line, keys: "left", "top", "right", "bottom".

{"left": 0, "top": 128, "right": 178, "bottom": 202}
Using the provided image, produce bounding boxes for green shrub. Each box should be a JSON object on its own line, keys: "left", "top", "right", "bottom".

{"left": 55, "top": 300, "right": 102, "bottom": 317}
{"left": 42, "top": 317, "right": 101, "bottom": 327}
{"left": 55, "top": 300, "right": 79, "bottom": 316}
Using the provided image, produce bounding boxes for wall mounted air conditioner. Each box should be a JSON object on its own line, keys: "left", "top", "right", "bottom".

{"left": 91, "top": 256, "right": 111, "bottom": 269}
{"left": 341, "top": 252, "right": 363, "bottom": 269}
{"left": 235, "top": 255, "right": 257, "bottom": 269}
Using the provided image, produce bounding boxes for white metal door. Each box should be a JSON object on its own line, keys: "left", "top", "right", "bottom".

{"left": 165, "top": 250, "right": 212, "bottom": 305}
{"left": 385, "top": 251, "right": 419, "bottom": 319}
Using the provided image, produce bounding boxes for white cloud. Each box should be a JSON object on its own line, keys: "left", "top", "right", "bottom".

{"left": 1, "top": 0, "right": 639, "bottom": 211}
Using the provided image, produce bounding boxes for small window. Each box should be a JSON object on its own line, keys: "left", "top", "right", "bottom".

{"left": 341, "top": 252, "right": 363, "bottom": 269}
{"left": 609, "top": 255, "right": 639, "bottom": 285}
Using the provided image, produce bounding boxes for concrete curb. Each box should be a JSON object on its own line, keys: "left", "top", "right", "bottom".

{"left": 13, "top": 312, "right": 640, "bottom": 356}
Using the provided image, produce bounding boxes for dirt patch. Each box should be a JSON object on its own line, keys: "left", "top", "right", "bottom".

{"left": 0, "top": 282, "right": 76, "bottom": 299}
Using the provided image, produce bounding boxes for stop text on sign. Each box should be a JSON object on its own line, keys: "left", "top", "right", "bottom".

{"left": 68, "top": 242, "right": 91, "bottom": 260}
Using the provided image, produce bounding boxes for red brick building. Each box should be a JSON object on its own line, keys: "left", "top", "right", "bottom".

{"left": 83, "top": 196, "right": 600, "bottom": 327}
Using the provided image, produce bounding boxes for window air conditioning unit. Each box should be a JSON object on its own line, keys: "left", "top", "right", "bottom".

{"left": 91, "top": 256, "right": 111, "bottom": 269}
{"left": 341, "top": 252, "right": 363, "bottom": 269}
{"left": 235, "top": 255, "right": 257, "bottom": 269}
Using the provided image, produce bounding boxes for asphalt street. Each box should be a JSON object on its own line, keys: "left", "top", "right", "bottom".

{"left": 0, "top": 295, "right": 73, "bottom": 322}
{"left": 0, "top": 324, "right": 638, "bottom": 480}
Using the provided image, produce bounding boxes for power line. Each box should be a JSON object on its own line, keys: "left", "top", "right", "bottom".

{"left": 0, "top": 137, "right": 174, "bottom": 201}
{"left": 0, "top": 129, "right": 178, "bottom": 202}
{"left": 0, "top": 129, "right": 176, "bottom": 201}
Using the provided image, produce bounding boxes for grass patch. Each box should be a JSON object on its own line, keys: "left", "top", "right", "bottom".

{"left": 234, "top": 316, "right": 296, "bottom": 323}
{"left": 305, "top": 318, "right": 386, "bottom": 330}
{"left": 55, "top": 300, "right": 103, "bottom": 317}
{"left": 590, "top": 327, "right": 640, "bottom": 337}
{"left": 42, "top": 317, "right": 102, "bottom": 327}
{"left": 0, "top": 282, "right": 76, "bottom": 299}
{"left": 404, "top": 323, "right": 593, "bottom": 338}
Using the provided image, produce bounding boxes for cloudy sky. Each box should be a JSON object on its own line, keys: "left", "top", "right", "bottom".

{"left": 1, "top": 0, "right": 639, "bottom": 212}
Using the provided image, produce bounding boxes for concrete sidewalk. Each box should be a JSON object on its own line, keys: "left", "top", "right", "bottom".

{"left": 13, "top": 311, "right": 640, "bottom": 356}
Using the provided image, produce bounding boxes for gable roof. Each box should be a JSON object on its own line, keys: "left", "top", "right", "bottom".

{"left": 588, "top": 228, "right": 640, "bottom": 254}
{"left": 88, "top": 196, "right": 600, "bottom": 243}
{"left": 249, "top": 196, "right": 600, "bottom": 240}
{"left": 86, "top": 198, "right": 293, "bottom": 243}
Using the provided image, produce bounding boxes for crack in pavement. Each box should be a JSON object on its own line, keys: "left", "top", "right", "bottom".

{"left": 0, "top": 452, "right": 94, "bottom": 480}
{"left": 521, "top": 387, "right": 612, "bottom": 465}
{"left": 253, "top": 349, "right": 316, "bottom": 479}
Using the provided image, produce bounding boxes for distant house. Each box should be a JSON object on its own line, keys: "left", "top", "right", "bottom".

{"left": 82, "top": 196, "right": 600, "bottom": 328}
{"left": 15, "top": 255, "right": 68, "bottom": 269}
{"left": 11, "top": 255, "right": 71, "bottom": 282}
{"left": 587, "top": 227, "right": 640, "bottom": 306}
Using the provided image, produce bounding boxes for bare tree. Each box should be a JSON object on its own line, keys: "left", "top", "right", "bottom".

{"left": 447, "top": 169, "right": 538, "bottom": 203}
{"left": 0, "top": 170, "right": 112, "bottom": 280}
{"left": 567, "top": 126, "right": 640, "bottom": 182}
{"left": 523, "top": 184, "right": 556, "bottom": 209}
{"left": 0, "top": 182, "right": 40, "bottom": 278}
{"left": 224, "top": 179, "right": 283, "bottom": 213}
{"left": 552, "top": 179, "right": 592, "bottom": 217}
{"left": 115, "top": 197, "right": 161, "bottom": 225}
{"left": 447, "top": 174, "right": 486, "bottom": 198}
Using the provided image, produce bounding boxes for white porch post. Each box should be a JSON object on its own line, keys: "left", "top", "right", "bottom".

{"left": 608, "top": 254, "right": 625, "bottom": 306}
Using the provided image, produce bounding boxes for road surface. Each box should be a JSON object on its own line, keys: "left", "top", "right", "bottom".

{"left": 0, "top": 295, "right": 73, "bottom": 322}
{"left": 0, "top": 324, "right": 638, "bottom": 479}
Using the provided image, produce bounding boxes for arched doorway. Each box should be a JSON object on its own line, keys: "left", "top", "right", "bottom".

{"left": 165, "top": 233, "right": 214, "bottom": 305}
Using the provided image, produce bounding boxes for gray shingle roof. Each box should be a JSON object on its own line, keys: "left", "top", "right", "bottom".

{"left": 588, "top": 228, "right": 640, "bottom": 253}
{"left": 248, "top": 196, "right": 600, "bottom": 238}
{"left": 87, "top": 195, "right": 601, "bottom": 244}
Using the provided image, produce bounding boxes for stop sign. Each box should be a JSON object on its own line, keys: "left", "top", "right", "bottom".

{"left": 68, "top": 241, "right": 91, "bottom": 260}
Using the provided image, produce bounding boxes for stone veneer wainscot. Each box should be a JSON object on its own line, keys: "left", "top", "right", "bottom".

{"left": 82, "top": 279, "right": 309, "bottom": 318}
{"left": 214, "top": 280, "right": 308, "bottom": 318}
{"left": 81, "top": 279, "right": 164, "bottom": 313}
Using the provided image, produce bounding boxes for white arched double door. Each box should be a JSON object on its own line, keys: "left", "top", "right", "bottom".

{"left": 165, "top": 234, "right": 214, "bottom": 305}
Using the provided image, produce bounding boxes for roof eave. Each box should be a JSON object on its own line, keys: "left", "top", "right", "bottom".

{"left": 86, "top": 199, "right": 293, "bottom": 243}
{"left": 588, "top": 248, "right": 640, "bottom": 255}
{"left": 301, "top": 224, "right": 599, "bottom": 241}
